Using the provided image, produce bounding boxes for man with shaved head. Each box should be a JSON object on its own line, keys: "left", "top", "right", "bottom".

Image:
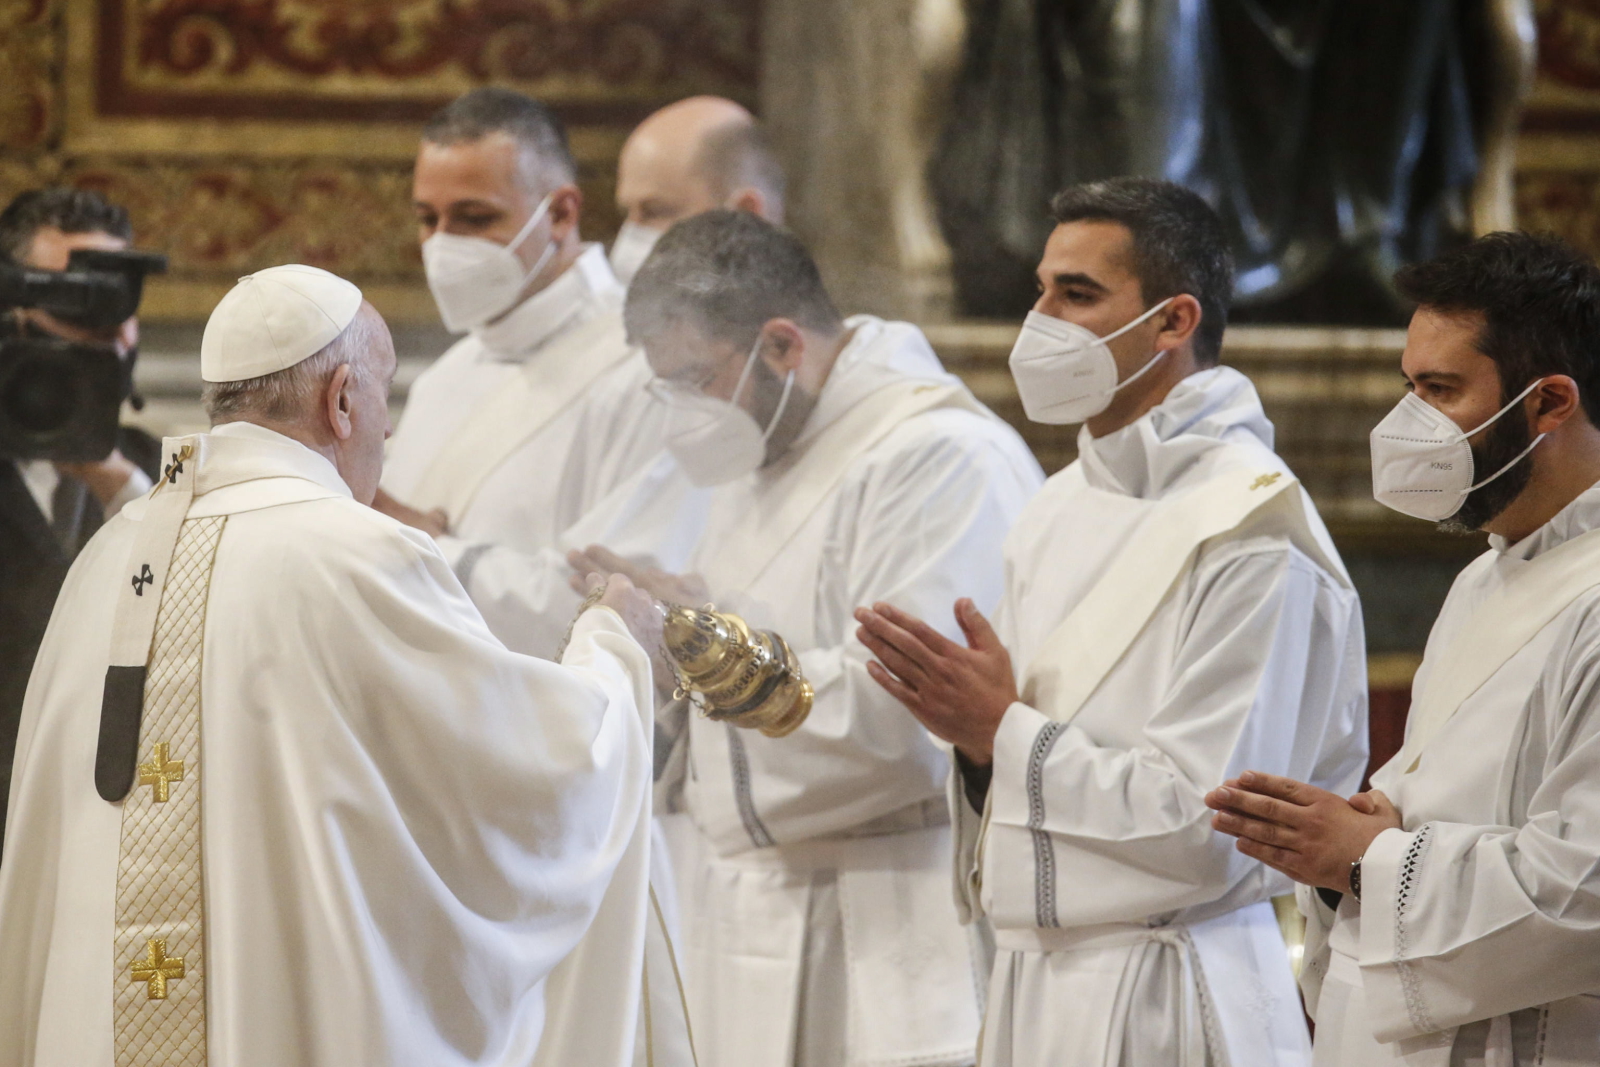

{"left": 610, "top": 95, "right": 786, "bottom": 285}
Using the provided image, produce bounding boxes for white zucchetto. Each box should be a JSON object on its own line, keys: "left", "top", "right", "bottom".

{"left": 201, "top": 264, "right": 363, "bottom": 383}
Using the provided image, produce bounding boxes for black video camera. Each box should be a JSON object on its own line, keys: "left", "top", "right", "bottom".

{"left": 0, "top": 248, "right": 167, "bottom": 462}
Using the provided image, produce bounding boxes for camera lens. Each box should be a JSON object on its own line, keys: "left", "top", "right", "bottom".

{"left": 2, "top": 355, "right": 78, "bottom": 434}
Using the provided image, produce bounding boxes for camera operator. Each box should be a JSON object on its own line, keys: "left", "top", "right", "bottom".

{"left": 0, "top": 188, "right": 159, "bottom": 858}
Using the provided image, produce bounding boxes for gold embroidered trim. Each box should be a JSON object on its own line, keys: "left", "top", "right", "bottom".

{"left": 137, "top": 742, "right": 185, "bottom": 803}
{"left": 113, "top": 515, "right": 226, "bottom": 1067}
{"left": 129, "top": 938, "right": 186, "bottom": 1000}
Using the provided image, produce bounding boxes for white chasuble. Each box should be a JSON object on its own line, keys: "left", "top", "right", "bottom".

{"left": 1300, "top": 482, "right": 1600, "bottom": 1067}
{"left": 382, "top": 243, "right": 708, "bottom": 659}
{"left": 664, "top": 317, "right": 1045, "bottom": 1067}
{"left": 966, "top": 367, "right": 1368, "bottom": 1067}
{"left": 0, "top": 421, "right": 658, "bottom": 1067}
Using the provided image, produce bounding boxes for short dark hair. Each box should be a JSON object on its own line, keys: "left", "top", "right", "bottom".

{"left": 696, "top": 122, "right": 786, "bottom": 211}
{"left": 421, "top": 87, "right": 577, "bottom": 188}
{"left": 1395, "top": 231, "right": 1600, "bottom": 419}
{"left": 624, "top": 210, "right": 841, "bottom": 349}
{"left": 0, "top": 187, "right": 132, "bottom": 264}
{"left": 1049, "top": 178, "right": 1234, "bottom": 366}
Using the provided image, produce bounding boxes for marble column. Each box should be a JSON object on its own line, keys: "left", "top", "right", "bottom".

{"left": 761, "top": 0, "right": 965, "bottom": 321}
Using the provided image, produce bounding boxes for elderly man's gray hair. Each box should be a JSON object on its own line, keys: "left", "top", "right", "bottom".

{"left": 202, "top": 307, "right": 382, "bottom": 424}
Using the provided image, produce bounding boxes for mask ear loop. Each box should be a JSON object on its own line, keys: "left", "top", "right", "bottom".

{"left": 701, "top": 331, "right": 797, "bottom": 441}
{"left": 1453, "top": 377, "right": 1547, "bottom": 442}
{"left": 1100, "top": 296, "right": 1177, "bottom": 393}
{"left": 1114, "top": 347, "right": 1167, "bottom": 392}
{"left": 1466, "top": 432, "right": 1547, "bottom": 492}
{"left": 761, "top": 370, "right": 798, "bottom": 442}
{"left": 508, "top": 193, "right": 557, "bottom": 284}
{"left": 1099, "top": 295, "right": 1176, "bottom": 347}
{"left": 726, "top": 334, "right": 765, "bottom": 409}
{"left": 1452, "top": 377, "right": 1550, "bottom": 492}
{"left": 734, "top": 329, "right": 796, "bottom": 442}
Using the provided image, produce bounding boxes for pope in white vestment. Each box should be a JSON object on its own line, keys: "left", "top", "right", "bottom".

{"left": 962, "top": 368, "right": 1368, "bottom": 1065}
{"left": 0, "top": 266, "right": 664, "bottom": 1067}
{"left": 382, "top": 243, "right": 705, "bottom": 658}
{"left": 658, "top": 315, "right": 1042, "bottom": 1067}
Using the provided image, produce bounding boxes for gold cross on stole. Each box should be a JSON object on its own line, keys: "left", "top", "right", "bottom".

{"left": 137, "top": 742, "right": 184, "bottom": 803}
{"left": 1250, "top": 472, "right": 1282, "bottom": 491}
{"left": 130, "top": 937, "right": 185, "bottom": 1000}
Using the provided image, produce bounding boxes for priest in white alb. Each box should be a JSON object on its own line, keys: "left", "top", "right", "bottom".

{"left": 572, "top": 210, "right": 1044, "bottom": 1067}
{"left": 0, "top": 265, "right": 669, "bottom": 1066}
{"left": 376, "top": 87, "right": 698, "bottom": 659}
{"left": 1210, "top": 233, "right": 1600, "bottom": 1065}
{"left": 856, "top": 178, "right": 1370, "bottom": 1066}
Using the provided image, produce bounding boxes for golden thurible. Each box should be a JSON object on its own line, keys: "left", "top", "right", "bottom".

{"left": 660, "top": 603, "right": 814, "bottom": 738}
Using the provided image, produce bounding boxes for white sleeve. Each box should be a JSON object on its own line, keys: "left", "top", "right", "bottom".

{"left": 435, "top": 451, "right": 707, "bottom": 662}
{"left": 1355, "top": 606, "right": 1600, "bottom": 1041}
{"left": 437, "top": 535, "right": 581, "bottom": 659}
{"left": 988, "top": 539, "right": 1367, "bottom": 925}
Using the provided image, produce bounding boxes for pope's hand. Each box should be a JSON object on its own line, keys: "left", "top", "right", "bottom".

{"left": 854, "top": 598, "right": 1017, "bottom": 765}
{"left": 1205, "top": 772, "right": 1402, "bottom": 893}
{"left": 371, "top": 488, "right": 449, "bottom": 538}
{"left": 567, "top": 544, "right": 709, "bottom": 606}
{"left": 588, "top": 572, "right": 675, "bottom": 693}
{"left": 590, "top": 572, "right": 664, "bottom": 652}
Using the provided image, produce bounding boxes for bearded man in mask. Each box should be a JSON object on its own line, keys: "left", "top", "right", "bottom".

{"left": 378, "top": 88, "right": 695, "bottom": 660}
{"left": 571, "top": 210, "right": 1043, "bottom": 1067}
{"left": 1210, "top": 234, "right": 1600, "bottom": 1065}
{"left": 0, "top": 187, "right": 159, "bottom": 860}
{"left": 610, "top": 96, "right": 786, "bottom": 286}
{"left": 855, "top": 177, "right": 1368, "bottom": 1066}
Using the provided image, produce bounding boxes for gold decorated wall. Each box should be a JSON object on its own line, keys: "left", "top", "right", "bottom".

{"left": 0, "top": 0, "right": 758, "bottom": 323}
{"left": 0, "top": 0, "right": 1595, "bottom": 326}
{"left": 1518, "top": 0, "right": 1600, "bottom": 257}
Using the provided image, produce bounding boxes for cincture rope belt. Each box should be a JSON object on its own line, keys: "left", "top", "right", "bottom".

{"left": 113, "top": 515, "right": 226, "bottom": 1067}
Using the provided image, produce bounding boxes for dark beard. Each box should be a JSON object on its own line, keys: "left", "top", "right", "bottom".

{"left": 1438, "top": 400, "right": 1535, "bottom": 534}
{"left": 747, "top": 355, "right": 816, "bottom": 466}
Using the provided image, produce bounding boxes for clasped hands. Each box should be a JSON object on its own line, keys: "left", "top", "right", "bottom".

{"left": 1205, "top": 774, "right": 1401, "bottom": 894}
{"left": 856, "top": 598, "right": 1401, "bottom": 893}
{"left": 853, "top": 598, "right": 1019, "bottom": 764}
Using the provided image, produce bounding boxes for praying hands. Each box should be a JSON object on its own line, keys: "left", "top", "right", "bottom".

{"left": 854, "top": 598, "right": 1018, "bottom": 765}
{"left": 566, "top": 543, "right": 709, "bottom": 606}
{"left": 1205, "top": 772, "right": 1403, "bottom": 894}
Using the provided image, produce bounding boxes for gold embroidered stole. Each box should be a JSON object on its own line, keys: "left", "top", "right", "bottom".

{"left": 113, "top": 515, "right": 227, "bottom": 1066}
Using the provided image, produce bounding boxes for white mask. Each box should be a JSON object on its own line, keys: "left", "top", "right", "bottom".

{"left": 1007, "top": 297, "right": 1176, "bottom": 424}
{"left": 1369, "top": 378, "right": 1546, "bottom": 522}
{"left": 663, "top": 338, "right": 797, "bottom": 487}
{"left": 610, "top": 221, "right": 662, "bottom": 286}
{"left": 421, "top": 194, "right": 555, "bottom": 332}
